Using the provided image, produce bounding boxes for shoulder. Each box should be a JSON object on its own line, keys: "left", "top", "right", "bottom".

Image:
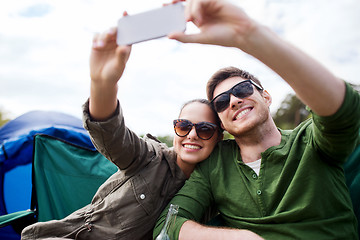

{"left": 143, "top": 133, "right": 184, "bottom": 177}
{"left": 198, "top": 139, "right": 238, "bottom": 168}
{"left": 143, "top": 133, "right": 176, "bottom": 160}
{"left": 216, "top": 139, "right": 239, "bottom": 154}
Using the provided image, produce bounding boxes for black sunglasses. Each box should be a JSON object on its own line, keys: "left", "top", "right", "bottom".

{"left": 211, "top": 79, "right": 263, "bottom": 112}
{"left": 173, "top": 119, "right": 218, "bottom": 140}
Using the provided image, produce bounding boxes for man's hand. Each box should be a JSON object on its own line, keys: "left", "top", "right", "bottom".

{"left": 168, "top": 0, "right": 256, "bottom": 50}
{"left": 170, "top": 0, "right": 344, "bottom": 116}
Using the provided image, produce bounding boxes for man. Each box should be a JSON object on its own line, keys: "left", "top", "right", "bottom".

{"left": 154, "top": 0, "right": 360, "bottom": 239}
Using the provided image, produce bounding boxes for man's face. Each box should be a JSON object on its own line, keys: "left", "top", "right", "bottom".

{"left": 212, "top": 77, "right": 272, "bottom": 137}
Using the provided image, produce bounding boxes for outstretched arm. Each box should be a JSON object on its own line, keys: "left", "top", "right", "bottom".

{"left": 89, "top": 26, "right": 131, "bottom": 121}
{"left": 179, "top": 221, "right": 264, "bottom": 240}
{"left": 170, "top": 0, "right": 345, "bottom": 116}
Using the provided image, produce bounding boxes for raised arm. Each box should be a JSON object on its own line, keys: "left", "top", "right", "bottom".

{"left": 89, "top": 27, "right": 131, "bottom": 120}
{"left": 170, "top": 0, "right": 345, "bottom": 116}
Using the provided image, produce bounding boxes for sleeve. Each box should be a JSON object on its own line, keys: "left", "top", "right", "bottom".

{"left": 82, "top": 99, "right": 154, "bottom": 172}
{"left": 311, "top": 82, "right": 360, "bottom": 163}
{"left": 153, "top": 160, "right": 215, "bottom": 240}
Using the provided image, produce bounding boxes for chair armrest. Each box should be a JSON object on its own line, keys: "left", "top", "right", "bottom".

{"left": 0, "top": 210, "right": 35, "bottom": 228}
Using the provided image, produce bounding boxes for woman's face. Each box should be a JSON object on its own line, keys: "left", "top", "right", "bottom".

{"left": 173, "top": 102, "right": 221, "bottom": 173}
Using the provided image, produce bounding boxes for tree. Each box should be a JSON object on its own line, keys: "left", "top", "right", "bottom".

{"left": 272, "top": 93, "right": 310, "bottom": 130}
{"left": 156, "top": 135, "right": 173, "bottom": 147}
{"left": 223, "top": 131, "right": 234, "bottom": 140}
{"left": 350, "top": 83, "right": 360, "bottom": 92}
{"left": 0, "top": 109, "right": 10, "bottom": 127}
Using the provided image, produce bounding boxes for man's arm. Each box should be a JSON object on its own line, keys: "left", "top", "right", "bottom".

{"left": 246, "top": 25, "right": 344, "bottom": 117}
{"left": 170, "top": 0, "right": 344, "bottom": 116}
{"left": 153, "top": 155, "right": 264, "bottom": 240}
{"left": 179, "top": 221, "right": 264, "bottom": 240}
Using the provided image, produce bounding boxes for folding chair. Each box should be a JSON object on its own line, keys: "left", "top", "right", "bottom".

{"left": 0, "top": 134, "right": 117, "bottom": 239}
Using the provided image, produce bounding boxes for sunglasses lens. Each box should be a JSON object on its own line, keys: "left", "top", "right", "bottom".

{"left": 232, "top": 82, "right": 253, "bottom": 99}
{"left": 174, "top": 120, "right": 217, "bottom": 140}
{"left": 213, "top": 81, "right": 255, "bottom": 112}
{"left": 195, "top": 123, "right": 216, "bottom": 140}
{"left": 174, "top": 120, "right": 192, "bottom": 137}
{"left": 213, "top": 95, "right": 230, "bottom": 112}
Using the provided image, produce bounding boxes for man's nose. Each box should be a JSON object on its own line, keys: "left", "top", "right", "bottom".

{"left": 229, "top": 94, "right": 243, "bottom": 110}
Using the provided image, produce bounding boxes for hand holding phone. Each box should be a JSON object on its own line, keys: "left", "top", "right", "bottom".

{"left": 116, "top": 3, "right": 186, "bottom": 45}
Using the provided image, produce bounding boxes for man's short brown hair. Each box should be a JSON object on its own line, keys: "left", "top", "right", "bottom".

{"left": 206, "top": 66, "right": 263, "bottom": 101}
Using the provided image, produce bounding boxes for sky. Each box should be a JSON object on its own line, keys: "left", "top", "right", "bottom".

{"left": 1, "top": 0, "right": 359, "bottom": 136}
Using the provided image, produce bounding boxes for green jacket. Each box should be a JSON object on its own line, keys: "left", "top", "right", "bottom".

{"left": 154, "top": 83, "right": 360, "bottom": 240}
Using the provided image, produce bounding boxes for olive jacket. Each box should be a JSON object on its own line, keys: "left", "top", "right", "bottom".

{"left": 21, "top": 100, "right": 187, "bottom": 240}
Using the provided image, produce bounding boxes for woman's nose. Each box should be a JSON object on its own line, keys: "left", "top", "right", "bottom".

{"left": 187, "top": 126, "right": 198, "bottom": 139}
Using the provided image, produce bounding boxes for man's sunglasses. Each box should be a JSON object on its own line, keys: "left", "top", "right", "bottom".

{"left": 173, "top": 119, "right": 218, "bottom": 140}
{"left": 211, "top": 79, "right": 263, "bottom": 112}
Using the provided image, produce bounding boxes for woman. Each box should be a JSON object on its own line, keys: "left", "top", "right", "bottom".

{"left": 21, "top": 26, "right": 223, "bottom": 240}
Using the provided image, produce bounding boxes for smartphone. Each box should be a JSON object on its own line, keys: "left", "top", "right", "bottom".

{"left": 116, "top": 3, "right": 186, "bottom": 45}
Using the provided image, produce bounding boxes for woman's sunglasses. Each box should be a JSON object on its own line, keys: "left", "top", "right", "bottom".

{"left": 211, "top": 79, "right": 263, "bottom": 112}
{"left": 173, "top": 119, "right": 218, "bottom": 140}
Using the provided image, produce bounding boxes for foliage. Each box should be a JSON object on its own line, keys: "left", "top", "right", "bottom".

{"left": 156, "top": 135, "right": 174, "bottom": 147}
{"left": 223, "top": 131, "right": 234, "bottom": 140}
{"left": 272, "top": 83, "right": 360, "bottom": 130}
{"left": 0, "top": 109, "right": 10, "bottom": 127}
{"left": 139, "top": 134, "right": 173, "bottom": 147}
{"left": 350, "top": 83, "right": 360, "bottom": 92}
{"left": 272, "top": 93, "right": 310, "bottom": 130}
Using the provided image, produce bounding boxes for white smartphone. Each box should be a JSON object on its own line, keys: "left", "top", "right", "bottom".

{"left": 116, "top": 2, "right": 186, "bottom": 45}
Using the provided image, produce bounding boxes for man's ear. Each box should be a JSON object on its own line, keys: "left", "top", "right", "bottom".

{"left": 262, "top": 90, "right": 272, "bottom": 107}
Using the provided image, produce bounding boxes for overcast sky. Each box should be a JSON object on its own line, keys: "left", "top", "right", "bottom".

{"left": 1, "top": 0, "right": 359, "bottom": 136}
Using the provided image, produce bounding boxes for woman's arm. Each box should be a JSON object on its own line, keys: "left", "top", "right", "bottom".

{"left": 89, "top": 27, "right": 131, "bottom": 120}
{"left": 86, "top": 26, "right": 153, "bottom": 171}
